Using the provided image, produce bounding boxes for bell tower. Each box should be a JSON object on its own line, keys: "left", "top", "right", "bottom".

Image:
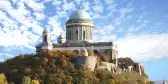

{"left": 41, "top": 28, "right": 53, "bottom": 50}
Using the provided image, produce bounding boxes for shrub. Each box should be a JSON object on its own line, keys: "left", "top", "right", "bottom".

{"left": 31, "top": 80, "right": 39, "bottom": 84}
{"left": 109, "top": 79, "right": 115, "bottom": 84}
{"left": 88, "top": 50, "right": 94, "bottom": 56}
{"left": 0, "top": 73, "right": 8, "bottom": 84}
{"left": 21, "top": 76, "right": 31, "bottom": 84}
{"left": 24, "top": 68, "right": 32, "bottom": 75}
{"left": 9, "top": 82, "right": 15, "bottom": 84}
{"left": 41, "top": 58, "right": 48, "bottom": 63}
{"left": 99, "top": 54, "right": 109, "bottom": 62}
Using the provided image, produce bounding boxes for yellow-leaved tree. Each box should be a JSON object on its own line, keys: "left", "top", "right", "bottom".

{"left": 0, "top": 73, "right": 8, "bottom": 84}
{"left": 88, "top": 50, "right": 94, "bottom": 56}
{"left": 31, "top": 80, "right": 40, "bottom": 84}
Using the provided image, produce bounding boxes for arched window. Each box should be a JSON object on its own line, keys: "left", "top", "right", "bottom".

{"left": 76, "top": 30, "right": 78, "bottom": 39}
{"left": 83, "top": 31, "right": 85, "bottom": 39}
{"left": 68, "top": 31, "right": 71, "bottom": 40}
{"left": 44, "top": 35, "right": 47, "bottom": 42}
{"left": 69, "top": 31, "right": 71, "bottom": 40}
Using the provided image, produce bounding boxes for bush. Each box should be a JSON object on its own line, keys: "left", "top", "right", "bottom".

{"left": 99, "top": 54, "right": 109, "bottom": 62}
{"left": 0, "top": 73, "right": 8, "bottom": 84}
{"left": 41, "top": 58, "right": 48, "bottom": 64}
{"left": 88, "top": 50, "right": 94, "bottom": 56}
{"left": 9, "top": 82, "right": 15, "bottom": 84}
{"left": 24, "top": 68, "right": 32, "bottom": 75}
{"left": 31, "top": 80, "right": 39, "bottom": 84}
{"left": 21, "top": 76, "right": 31, "bottom": 84}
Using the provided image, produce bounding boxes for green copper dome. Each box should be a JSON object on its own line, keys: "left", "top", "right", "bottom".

{"left": 69, "top": 10, "right": 91, "bottom": 20}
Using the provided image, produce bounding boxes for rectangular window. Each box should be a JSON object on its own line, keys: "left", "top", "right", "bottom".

{"left": 83, "top": 31, "right": 85, "bottom": 39}
{"left": 76, "top": 31, "right": 78, "bottom": 40}
{"left": 68, "top": 31, "right": 71, "bottom": 40}
{"left": 69, "top": 31, "right": 71, "bottom": 40}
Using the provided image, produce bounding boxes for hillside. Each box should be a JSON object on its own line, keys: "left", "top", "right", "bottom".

{"left": 0, "top": 50, "right": 154, "bottom": 84}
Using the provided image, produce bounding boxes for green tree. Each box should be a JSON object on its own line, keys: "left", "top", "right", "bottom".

{"left": 20, "top": 76, "right": 31, "bottom": 84}
{"left": 9, "top": 82, "right": 15, "bottom": 84}
{"left": 109, "top": 79, "right": 115, "bottom": 84}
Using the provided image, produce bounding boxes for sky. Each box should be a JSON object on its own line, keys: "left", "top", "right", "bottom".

{"left": 0, "top": 0, "right": 168, "bottom": 80}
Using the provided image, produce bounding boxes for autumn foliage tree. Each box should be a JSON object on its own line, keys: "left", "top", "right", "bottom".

{"left": 0, "top": 50, "right": 149, "bottom": 84}
{"left": 0, "top": 73, "right": 8, "bottom": 84}
{"left": 99, "top": 54, "right": 109, "bottom": 62}
{"left": 21, "top": 76, "right": 31, "bottom": 84}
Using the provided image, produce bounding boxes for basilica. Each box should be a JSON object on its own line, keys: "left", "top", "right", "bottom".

{"left": 36, "top": 10, "right": 118, "bottom": 67}
{"left": 35, "top": 10, "right": 146, "bottom": 75}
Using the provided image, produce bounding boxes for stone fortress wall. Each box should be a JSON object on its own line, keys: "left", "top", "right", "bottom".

{"left": 76, "top": 56, "right": 98, "bottom": 71}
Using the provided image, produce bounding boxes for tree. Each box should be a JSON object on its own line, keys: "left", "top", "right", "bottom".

{"left": 109, "top": 79, "right": 115, "bottom": 84}
{"left": 9, "top": 82, "right": 15, "bottom": 84}
{"left": 99, "top": 54, "right": 109, "bottom": 62}
{"left": 88, "top": 50, "right": 94, "bottom": 56}
{"left": 24, "top": 68, "right": 32, "bottom": 75}
{"left": 21, "top": 76, "right": 31, "bottom": 84}
{"left": 0, "top": 73, "right": 8, "bottom": 84}
{"left": 31, "top": 80, "right": 39, "bottom": 84}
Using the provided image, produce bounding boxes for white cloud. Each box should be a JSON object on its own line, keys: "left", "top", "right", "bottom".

{"left": 101, "top": 34, "right": 116, "bottom": 41}
{"left": 104, "top": 0, "right": 114, "bottom": 5}
{"left": 117, "top": 33, "right": 168, "bottom": 61}
{"left": 104, "top": 25, "right": 115, "bottom": 31}
{"left": 126, "top": 15, "right": 133, "bottom": 19}
{"left": 0, "top": 0, "right": 44, "bottom": 47}
{"left": 33, "top": 12, "right": 45, "bottom": 20}
{"left": 92, "top": 4, "right": 104, "bottom": 13}
{"left": 57, "top": 11, "right": 68, "bottom": 18}
{"left": 83, "top": 1, "right": 90, "bottom": 11}
{"left": 114, "top": 18, "right": 121, "bottom": 26}
{"left": 23, "top": 0, "right": 45, "bottom": 12}
{"left": 119, "top": 8, "right": 133, "bottom": 18}
{"left": 92, "top": 14, "right": 104, "bottom": 19}
{"left": 0, "top": 30, "right": 31, "bottom": 46}
{"left": 114, "top": 7, "right": 133, "bottom": 26}
{"left": 19, "top": 25, "right": 28, "bottom": 31}
{"left": 0, "top": 0, "right": 13, "bottom": 10}
{"left": 48, "top": 16, "right": 63, "bottom": 37}
{"left": 127, "top": 25, "right": 135, "bottom": 32}
{"left": 62, "top": 2, "right": 75, "bottom": 11}
{"left": 43, "top": 0, "right": 53, "bottom": 2}
{"left": 52, "top": 0, "right": 62, "bottom": 6}
{"left": 31, "top": 23, "right": 44, "bottom": 35}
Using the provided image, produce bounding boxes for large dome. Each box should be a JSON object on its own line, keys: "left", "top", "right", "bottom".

{"left": 69, "top": 10, "right": 91, "bottom": 20}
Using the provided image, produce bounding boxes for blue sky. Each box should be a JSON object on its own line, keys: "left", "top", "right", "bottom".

{"left": 0, "top": 0, "right": 168, "bottom": 80}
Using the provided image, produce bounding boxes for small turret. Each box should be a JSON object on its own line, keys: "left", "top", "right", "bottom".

{"left": 57, "top": 33, "right": 65, "bottom": 43}
{"left": 163, "top": 79, "right": 167, "bottom": 84}
{"left": 80, "top": 47, "right": 88, "bottom": 56}
{"left": 41, "top": 28, "right": 53, "bottom": 50}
